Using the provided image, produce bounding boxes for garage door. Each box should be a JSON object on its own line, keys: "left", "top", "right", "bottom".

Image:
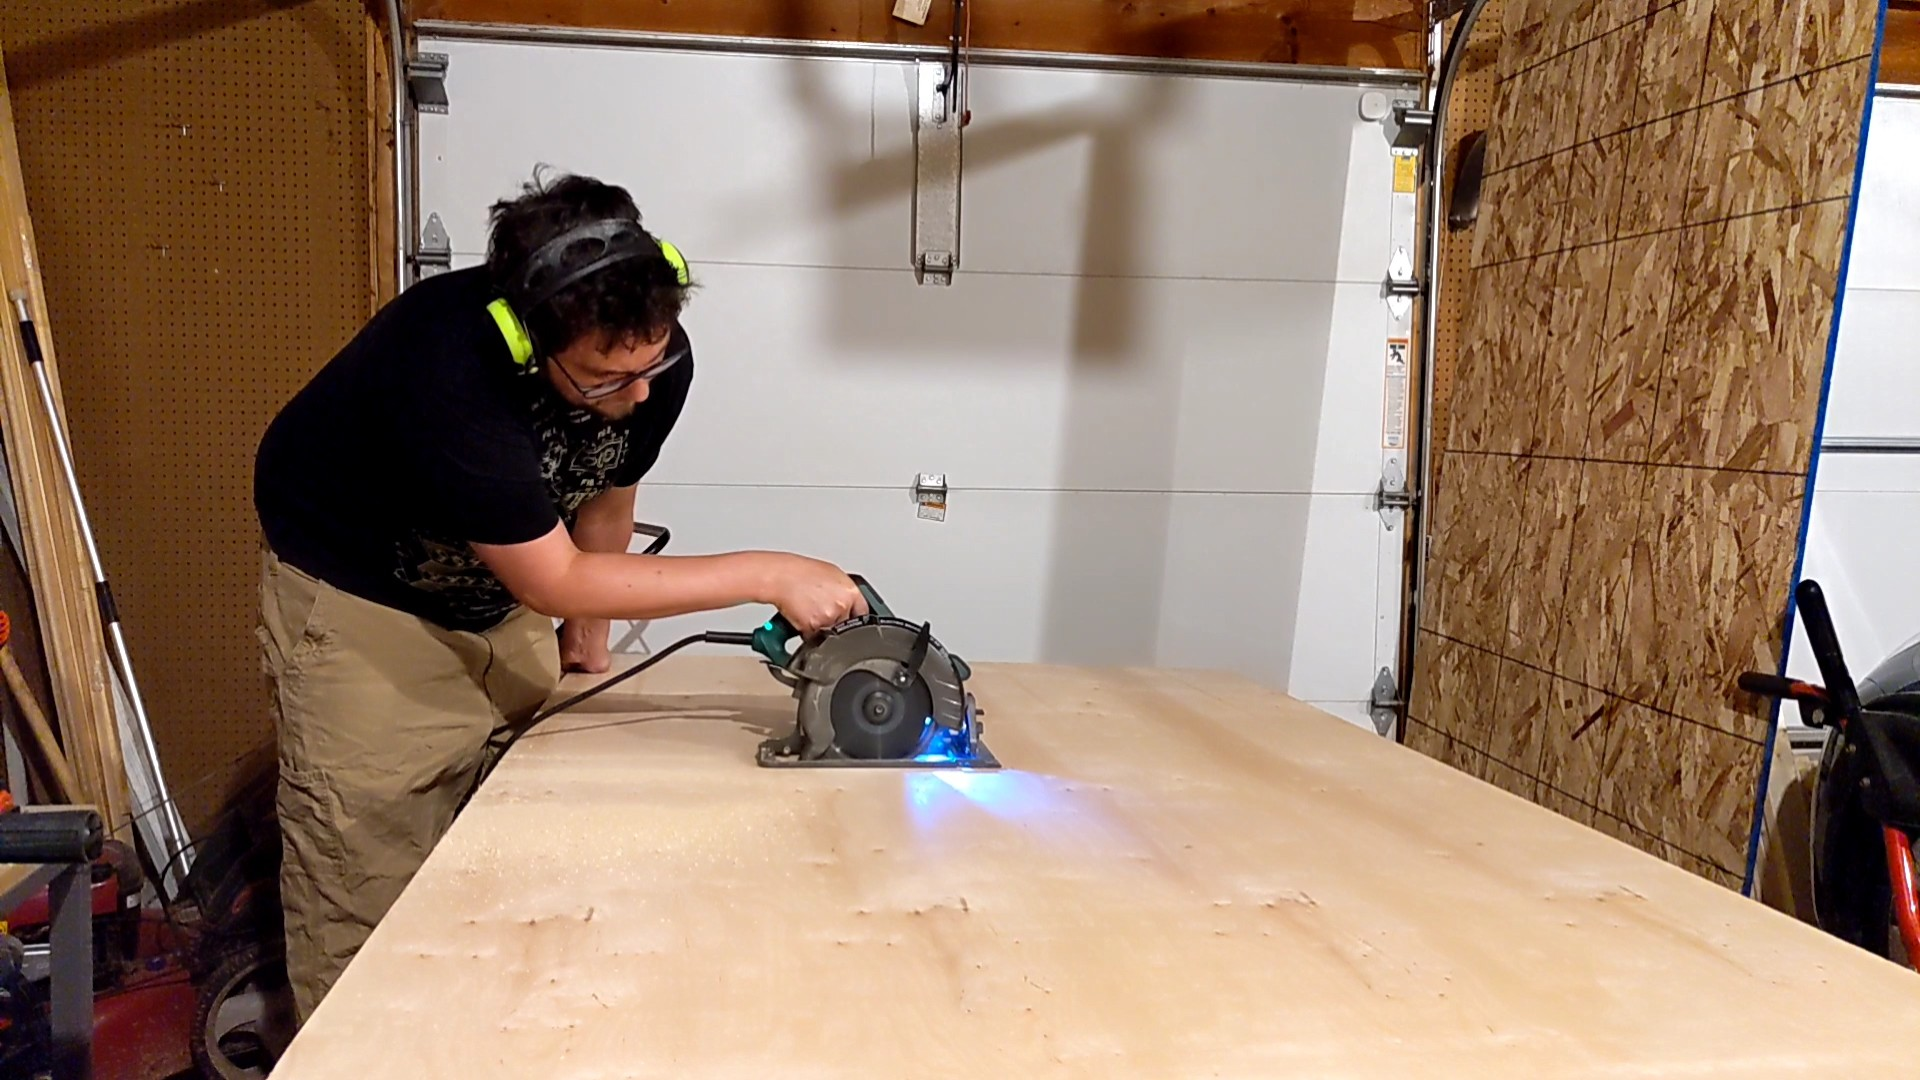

{"left": 415, "top": 34, "right": 1416, "bottom": 727}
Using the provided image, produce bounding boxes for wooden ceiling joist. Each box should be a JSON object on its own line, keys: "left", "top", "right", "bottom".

{"left": 409, "top": 0, "right": 1428, "bottom": 71}
{"left": 1884, "top": 4, "right": 1920, "bottom": 87}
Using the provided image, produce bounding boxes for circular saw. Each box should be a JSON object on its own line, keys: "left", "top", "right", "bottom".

{"left": 474, "top": 548, "right": 1001, "bottom": 792}
{"left": 752, "top": 577, "right": 998, "bottom": 770}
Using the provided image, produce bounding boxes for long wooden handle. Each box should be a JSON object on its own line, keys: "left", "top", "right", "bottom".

{"left": 0, "top": 644, "right": 79, "bottom": 803}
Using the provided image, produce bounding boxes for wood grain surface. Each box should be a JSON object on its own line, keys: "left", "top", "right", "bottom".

{"left": 274, "top": 658, "right": 1920, "bottom": 1078}
{"left": 1416, "top": 0, "right": 1878, "bottom": 889}
{"left": 0, "top": 47, "right": 128, "bottom": 831}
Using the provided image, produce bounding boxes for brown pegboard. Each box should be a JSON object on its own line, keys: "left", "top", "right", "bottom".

{"left": 1428, "top": 1, "right": 1502, "bottom": 460}
{"left": 0, "top": 3, "right": 369, "bottom": 830}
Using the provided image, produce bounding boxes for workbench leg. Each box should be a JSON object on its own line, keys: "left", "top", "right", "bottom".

{"left": 48, "top": 863, "right": 91, "bottom": 1080}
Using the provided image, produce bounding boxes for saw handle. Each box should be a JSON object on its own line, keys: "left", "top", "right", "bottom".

{"left": 751, "top": 575, "right": 891, "bottom": 667}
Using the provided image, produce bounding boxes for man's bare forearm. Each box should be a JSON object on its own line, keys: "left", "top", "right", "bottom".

{"left": 472, "top": 521, "right": 862, "bottom": 632}
{"left": 526, "top": 550, "right": 776, "bottom": 622}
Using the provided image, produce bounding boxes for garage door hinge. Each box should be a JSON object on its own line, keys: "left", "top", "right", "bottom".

{"left": 1386, "top": 246, "right": 1421, "bottom": 297}
{"left": 1368, "top": 667, "right": 1400, "bottom": 737}
{"left": 1374, "top": 464, "right": 1415, "bottom": 529}
{"left": 416, "top": 212, "right": 452, "bottom": 277}
{"left": 407, "top": 52, "right": 450, "bottom": 114}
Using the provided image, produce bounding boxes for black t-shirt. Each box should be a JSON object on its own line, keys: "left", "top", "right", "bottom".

{"left": 254, "top": 266, "right": 693, "bottom": 632}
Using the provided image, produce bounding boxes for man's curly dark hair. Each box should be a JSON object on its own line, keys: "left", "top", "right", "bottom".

{"left": 484, "top": 170, "right": 691, "bottom": 357}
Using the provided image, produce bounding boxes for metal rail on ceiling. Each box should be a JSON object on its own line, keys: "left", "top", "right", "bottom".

{"left": 1821, "top": 437, "right": 1920, "bottom": 454}
{"left": 387, "top": 0, "right": 412, "bottom": 292}
{"left": 409, "top": 19, "right": 1424, "bottom": 88}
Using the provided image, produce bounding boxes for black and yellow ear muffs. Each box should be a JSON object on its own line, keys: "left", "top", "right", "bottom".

{"left": 485, "top": 218, "right": 690, "bottom": 374}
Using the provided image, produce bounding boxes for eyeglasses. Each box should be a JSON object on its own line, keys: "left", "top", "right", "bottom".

{"left": 552, "top": 337, "right": 688, "bottom": 401}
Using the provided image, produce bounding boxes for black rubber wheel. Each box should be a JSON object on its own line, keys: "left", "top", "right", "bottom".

{"left": 191, "top": 940, "right": 297, "bottom": 1079}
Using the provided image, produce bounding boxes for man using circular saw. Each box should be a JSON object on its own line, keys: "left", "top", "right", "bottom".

{"left": 252, "top": 171, "right": 866, "bottom": 1022}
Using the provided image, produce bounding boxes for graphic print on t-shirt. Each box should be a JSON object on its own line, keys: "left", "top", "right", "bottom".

{"left": 393, "top": 393, "right": 633, "bottom": 630}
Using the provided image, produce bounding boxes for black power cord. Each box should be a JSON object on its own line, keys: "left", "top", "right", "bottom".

{"left": 468, "top": 629, "right": 759, "bottom": 801}
{"left": 465, "top": 520, "right": 753, "bottom": 799}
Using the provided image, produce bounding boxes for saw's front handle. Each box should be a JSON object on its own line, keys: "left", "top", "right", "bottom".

{"left": 750, "top": 575, "right": 891, "bottom": 667}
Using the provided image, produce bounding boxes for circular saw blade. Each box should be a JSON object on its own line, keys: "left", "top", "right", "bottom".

{"left": 827, "top": 667, "right": 934, "bottom": 759}
{"left": 786, "top": 619, "right": 971, "bottom": 761}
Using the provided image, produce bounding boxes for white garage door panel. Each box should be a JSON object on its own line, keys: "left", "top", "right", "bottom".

{"left": 1289, "top": 495, "right": 1387, "bottom": 700}
{"left": 419, "top": 40, "right": 1393, "bottom": 285}
{"left": 1156, "top": 492, "right": 1380, "bottom": 701}
{"left": 1306, "top": 701, "right": 1375, "bottom": 730}
{"left": 953, "top": 68, "right": 1379, "bottom": 282}
{"left": 419, "top": 41, "right": 911, "bottom": 271}
{"left": 1808, "top": 454, "right": 1920, "bottom": 493}
{"left": 1789, "top": 485, "right": 1920, "bottom": 684}
{"left": 1824, "top": 288, "right": 1920, "bottom": 440}
{"left": 1835, "top": 98, "right": 1920, "bottom": 293}
{"left": 611, "top": 485, "right": 1361, "bottom": 691}
{"left": 645, "top": 263, "right": 1374, "bottom": 494}
{"left": 1314, "top": 285, "right": 1397, "bottom": 495}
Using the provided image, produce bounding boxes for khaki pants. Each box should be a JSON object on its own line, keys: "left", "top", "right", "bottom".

{"left": 256, "top": 549, "right": 559, "bottom": 1022}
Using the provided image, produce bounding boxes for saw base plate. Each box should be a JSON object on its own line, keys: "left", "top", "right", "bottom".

{"left": 753, "top": 739, "right": 1001, "bottom": 769}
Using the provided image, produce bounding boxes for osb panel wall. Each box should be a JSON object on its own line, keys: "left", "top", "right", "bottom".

{"left": 1407, "top": 0, "right": 1880, "bottom": 891}
{"left": 0, "top": 2, "right": 370, "bottom": 830}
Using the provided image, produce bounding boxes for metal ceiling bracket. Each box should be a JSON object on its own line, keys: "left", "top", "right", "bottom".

{"left": 417, "top": 212, "right": 452, "bottom": 277}
{"left": 1389, "top": 102, "right": 1434, "bottom": 151}
{"left": 913, "top": 58, "right": 963, "bottom": 286}
{"left": 407, "top": 51, "right": 450, "bottom": 114}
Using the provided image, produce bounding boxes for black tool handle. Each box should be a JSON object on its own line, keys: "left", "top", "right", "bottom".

{"left": 631, "top": 521, "right": 671, "bottom": 556}
{"left": 0, "top": 808, "right": 103, "bottom": 865}
{"left": 1796, "top": 580, "right": 1860, "bottom": 721}
{"left": 1737, "top": 672, "right": 1807, "bottom": 700}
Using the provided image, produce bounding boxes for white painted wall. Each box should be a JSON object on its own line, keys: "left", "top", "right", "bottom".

{"left": 415, "top": 38, "right": 1415, "bottom": 724}
{"left": 1787, "top": 95, "right": 1920, "bottom": 696}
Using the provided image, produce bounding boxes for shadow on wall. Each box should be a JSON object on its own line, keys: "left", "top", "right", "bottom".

{"left": 726, "top": 44, "right": 1349, "bottom": 670}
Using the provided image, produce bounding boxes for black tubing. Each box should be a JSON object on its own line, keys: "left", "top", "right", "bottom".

{"left": 1737, "top": 672, "right": 1804, "bottom": 699}
{"left": 0, "top": 808, "right": 104, "bottom": 865}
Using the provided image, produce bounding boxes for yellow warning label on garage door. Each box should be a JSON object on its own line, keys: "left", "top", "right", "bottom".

{"left": 1393, "top": 151, "right": 1417, "bottom": 195}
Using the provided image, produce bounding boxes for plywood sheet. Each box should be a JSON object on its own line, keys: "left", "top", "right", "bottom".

{"left": 1412, "top": 0, "right": 1882, "bottom": 889}
{"left": 272, "top": 658, "right": 1920, "bottom": 1077}
{"left": 0, "top": 4, "right": 371, "bottom": 830}
{"left": 0, "top": 49, "right": 127, "bottom": 827}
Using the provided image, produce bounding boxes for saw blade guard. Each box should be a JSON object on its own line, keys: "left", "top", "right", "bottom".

{"left": 787, "top": 618, "right": 971, "bottom": 760}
